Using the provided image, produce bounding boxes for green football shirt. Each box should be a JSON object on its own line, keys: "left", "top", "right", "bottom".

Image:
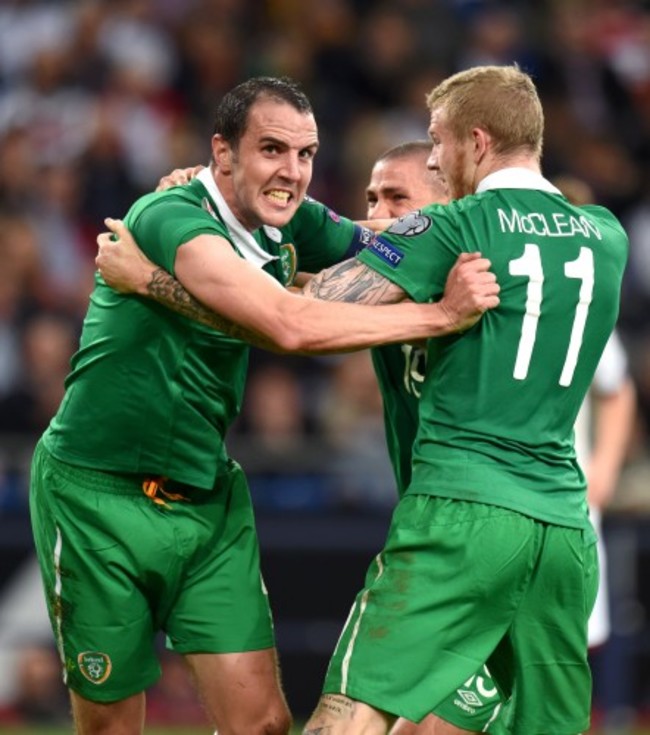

{"left": 371, "top": 344, "right": 424, "bottom": 496}
{"left": 43, "top": 176, "right": 365, "bottom": 490}
{"left": 358, "top": 169, "right": 629, "bottom": 529}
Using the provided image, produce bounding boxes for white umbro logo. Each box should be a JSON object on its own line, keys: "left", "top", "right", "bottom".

{"left": 457, "top": 689, "right": 482, "bottom": 707}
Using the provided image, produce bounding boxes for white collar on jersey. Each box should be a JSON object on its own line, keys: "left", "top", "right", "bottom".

{"left": 196, "top": 167, "right": 278, "bottom": 268}
{"left": 476, "top": 167, "right": 562, "bottom": 195}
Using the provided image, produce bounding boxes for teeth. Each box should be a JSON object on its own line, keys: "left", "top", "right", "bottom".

{"left": 267, "top": 190, "right": 290, "bottom": 203}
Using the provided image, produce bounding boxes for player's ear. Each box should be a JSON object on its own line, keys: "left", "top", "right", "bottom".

{"left": 472, "top": 127, "right": 490, "bottom": 163}
{"left": 212, "top": 135, "right": 233, "bottom": 174}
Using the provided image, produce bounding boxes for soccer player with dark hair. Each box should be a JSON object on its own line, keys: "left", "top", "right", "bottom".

{"left": 30, "top": 75, "right": 498, "bottom": 735}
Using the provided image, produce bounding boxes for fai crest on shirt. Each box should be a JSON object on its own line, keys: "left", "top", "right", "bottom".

{"left": 279, "top": 243, "right": 297, "bottom": 284}
{"left": 78, "top": 651, "right": 112, "bottom": 685}
{"left": 387, "top": 211, "right": 432, "bottom": 237}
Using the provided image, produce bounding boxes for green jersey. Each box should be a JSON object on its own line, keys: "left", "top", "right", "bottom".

{"left": 358, "top": 170, "right": 628, "bottom": 529}
{"left": 370, "top": 344, "right": 425, "bottom": 496}
{"left": 43, "top": 173, "right": 366, "bottom": 490}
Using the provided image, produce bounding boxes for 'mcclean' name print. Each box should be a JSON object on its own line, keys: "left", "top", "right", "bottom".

{"left": 497, "top": 208, "right": 602, "bottom": 240}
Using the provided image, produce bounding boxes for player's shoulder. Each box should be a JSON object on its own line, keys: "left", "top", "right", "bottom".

{"left": 421, "top": 194, "right": 485, "bottom": 220}
{"left": 413, "top": 197, "right": 483, "bottom": 234}
{"left": 127, "top": 182, "right": 199, "bottom": 216}
{"left": 126, "top": 183, "right": 229, "bottom": 240}
{"left": 281, "top": 194, "right": 354, "bottom": 248}
{"left": 288, "top": 194, "right": 348, "bottom": 227}
{"left": 137, "top": 178, "right": 215, "bottom": 213}
{"left": 579, "top": 203, "right": 627, "bottom": 235}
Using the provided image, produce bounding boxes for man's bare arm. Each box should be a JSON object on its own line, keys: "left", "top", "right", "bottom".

{"left": 302, "top": 258, "right": 406, "bottom": 304}
{"left": 96, "top": 224, "right": 288, "bottom": 351}
{"left": 97, "top": 219, "right": 500, "bottom": 353}
{"left": 587, "top": 377, "right": 636, "bottom": 509}
{"left": 95, "top": 217, "right": 401, "bottom": 308}
{"left": 97, "top": 219, "right": 496, "bottom": 327}
{"left": 145, "top": 266, "right": 285, "bottom": 351}
{"left": 302, "top": 249, "right": 500, "bottom": 335}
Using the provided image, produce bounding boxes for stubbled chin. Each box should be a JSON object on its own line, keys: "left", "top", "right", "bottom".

{"left": 262, "top": 200, "right": 299, "bottom": 226}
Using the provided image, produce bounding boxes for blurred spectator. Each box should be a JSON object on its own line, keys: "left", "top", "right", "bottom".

{"left": 619, "top": 173, "right": 650, "bottom": 443}
{"left": 146, "top": 651, "right": 209, "bottom": 727}
{"left": 0, "top": 312, "right": 78, "bottom": 436}
{"left": 0, "top": 0, "right": 74, "bottom": 88}
{"left": 4, "top": 644, "right": 70, "bottom": 725}
{"left": 78, "top": 114, "right": 143, "bottom": 223}
{"left": 454, "top": 4, "right": 538, "bottom": 72}
{"left": 173, "top": 15, "right": 245, "bottom": 128}
{"left": 232, "top": 356, "right": 336, "bottom": 512}
{"left": 537, "top": 1, "right": 647, "bottom": 177}
{"left": 319, "top": 352, "right": 396, "bottom": 510}
{"left": 0, "top": 127, "right": 39, "bottom": 212}
{"left": 0, "top": 556, "right": 66, "bottom": 725}
{"left": 29, "top": 162, "right": 97, "bottom": 316}
{"left": 0, "top": 46, "right": 96, "bottom": 166}
{"left": 0, "top": 213, "right": 44, "bottom": 396}
{"left": 241, "top": 361, "right": 312, "bottom": 453}
{"left": 623, "top": 178, "right": 650, "bottom": 325}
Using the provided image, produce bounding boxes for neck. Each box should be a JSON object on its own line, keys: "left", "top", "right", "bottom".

{"left": 478, "top": 153, "right": 541, "bottom": 184}
{"left": 211, "top": 165, "right": 257, "bottom": 232}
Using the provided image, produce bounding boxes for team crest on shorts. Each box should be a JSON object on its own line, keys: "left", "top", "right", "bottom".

{"left": 78, "top": 651, "right": 112, "bottom": 685}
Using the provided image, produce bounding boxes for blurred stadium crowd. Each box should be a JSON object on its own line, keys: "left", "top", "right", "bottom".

{"left": 1, "top": 0, "right": 650, "bottom": 728}
{"left": 1, "top": 0, "right": 650, "bottom": 509}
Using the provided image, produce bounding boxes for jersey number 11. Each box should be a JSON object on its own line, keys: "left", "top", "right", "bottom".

{"left": 509, "top": 243, "right": 594, "bottom": 387}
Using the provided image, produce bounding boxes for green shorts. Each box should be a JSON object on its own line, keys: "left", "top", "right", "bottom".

{"left": 29, "top": 441, "right": 274, "bottom": 703}
{"left": 323, "top": 495, "right": 598, "bottom": 734}
{"left": 433, "top": 665, "right": 503, "bottom": 732}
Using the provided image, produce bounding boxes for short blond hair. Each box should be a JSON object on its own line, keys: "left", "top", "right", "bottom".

{"left": 426, "top": 65, "right": 544, "bottom": 158}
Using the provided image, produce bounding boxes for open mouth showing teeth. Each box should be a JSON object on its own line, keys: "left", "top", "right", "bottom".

{"left": 267, "top": 190, "right": 292, "bottom": 205}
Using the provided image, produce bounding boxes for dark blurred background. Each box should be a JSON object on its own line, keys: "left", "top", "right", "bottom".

{"left": 0, "top": 0, "right": 649, "bottom": 731}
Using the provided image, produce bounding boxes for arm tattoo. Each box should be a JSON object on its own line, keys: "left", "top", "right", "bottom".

{"left": 302, "top": 259, "right": 405, "bottom": 305}
{"left": 147, "top": 267, "right": 281, "bottom": 352}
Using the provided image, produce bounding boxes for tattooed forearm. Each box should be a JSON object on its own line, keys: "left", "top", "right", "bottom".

{"left": 147, "top": 268, "right": 281, "bottom": 352}
{"left": 302, "top": 259, "right": 405, "bottom": 305}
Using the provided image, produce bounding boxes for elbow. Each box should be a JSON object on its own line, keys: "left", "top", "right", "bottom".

{"left": 269, "top": 325, "right": 308, "bottom": 353}
{"left": 266, "top": 301, "right": 314, "bottom": 353}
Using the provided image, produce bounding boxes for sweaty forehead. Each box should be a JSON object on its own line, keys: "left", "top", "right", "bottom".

{"left": 370, "top": 156, "right": 427, "bottom": 189}
{"left": 245, "top": 99, "right": 318, "bottom": 144}
{"left": 428, "top": 106, "right": 448, "bottom": 134}
{"left": 369, "top": 154, "right": 448, "bottom": 206}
